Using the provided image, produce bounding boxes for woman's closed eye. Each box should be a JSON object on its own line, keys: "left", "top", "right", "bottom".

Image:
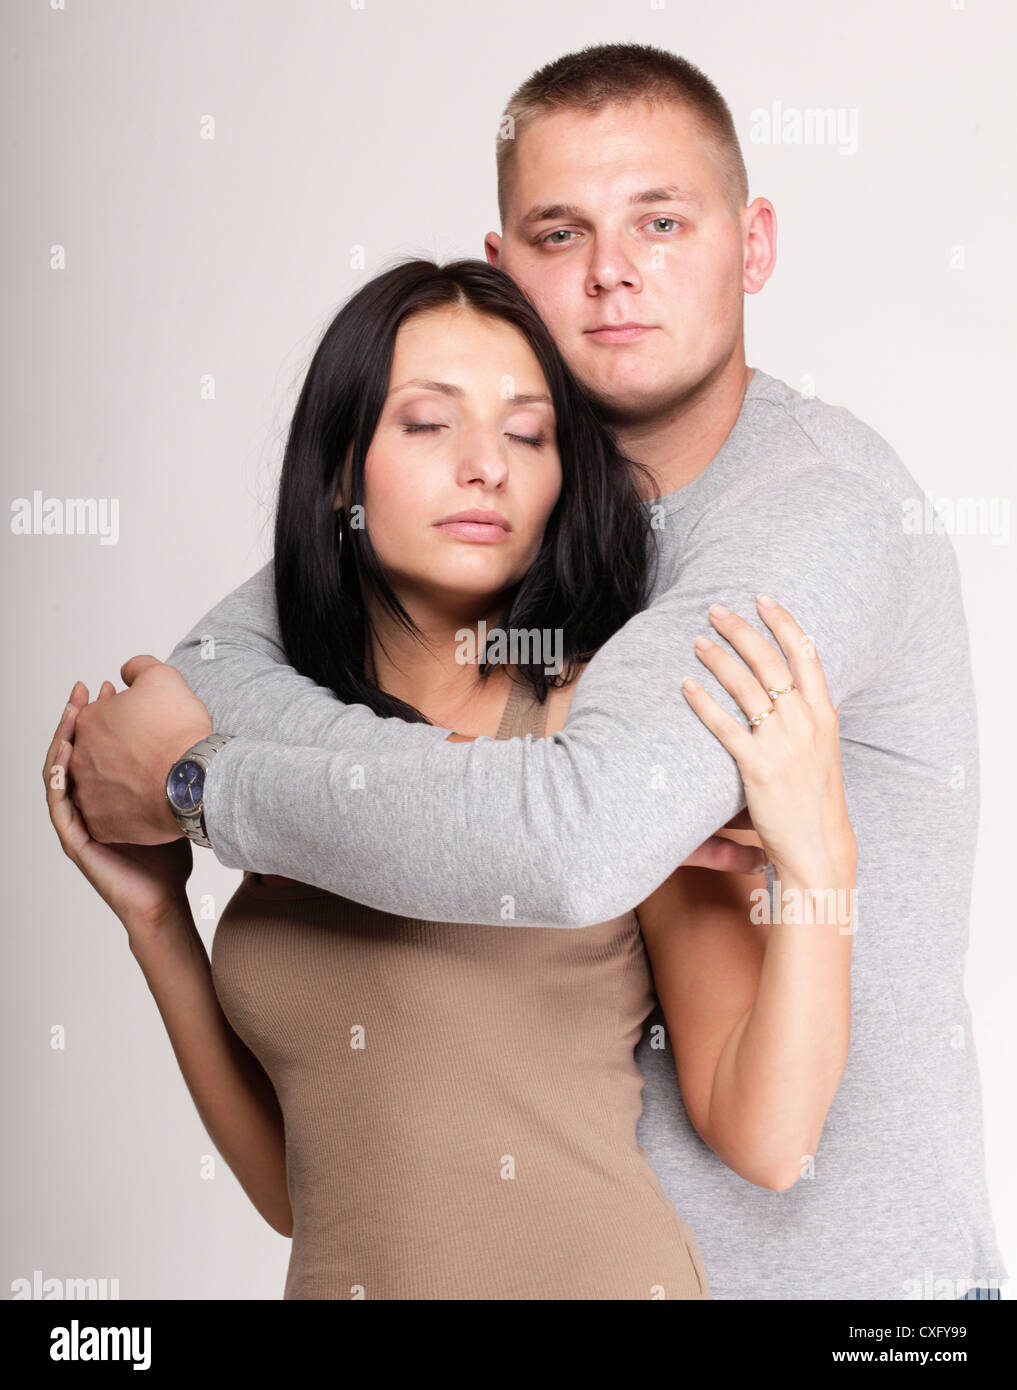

{"left": 401, "top": 422, "right": 546, "bottom": 448}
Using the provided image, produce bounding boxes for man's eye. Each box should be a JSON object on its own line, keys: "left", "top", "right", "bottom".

{"left": 507, "top": 433, "right": 545, "bottom": 448}
{"left": 540, "top": 229, "right": 577, "bottom": 246}
{"left": 401, "top": 422, "right": 445, "bottom": 434}
{"left": 647, "top": 217, "right": 680, "bottom": 233}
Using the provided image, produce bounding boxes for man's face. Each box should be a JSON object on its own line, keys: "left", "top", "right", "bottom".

{"left": 489, "top": 100, "right": 749, "bottom": 423}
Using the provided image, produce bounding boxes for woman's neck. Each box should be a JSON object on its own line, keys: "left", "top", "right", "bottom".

{"left": 364, "top": 590, "right": 515, "bottom": 735}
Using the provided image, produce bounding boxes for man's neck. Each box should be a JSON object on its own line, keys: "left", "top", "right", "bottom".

{"left": 614, "top": 356, "right": 755, "bottom": 501}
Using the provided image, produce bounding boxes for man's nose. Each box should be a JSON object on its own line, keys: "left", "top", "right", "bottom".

{"left": 585, "top": 235, "right": 643, "bottom": 294}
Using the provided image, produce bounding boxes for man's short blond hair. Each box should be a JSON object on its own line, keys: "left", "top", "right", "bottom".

{"left": 496, "top": 42, "right": 749, "bottom": 225}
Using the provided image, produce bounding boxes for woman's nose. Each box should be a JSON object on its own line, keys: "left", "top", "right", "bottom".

{"left": 456, "top": 430, "right": 509, "bottom": 488}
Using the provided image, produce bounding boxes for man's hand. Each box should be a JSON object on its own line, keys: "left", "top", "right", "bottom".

{"left": 68, "top": 656, "right": 213, "bottom": 846}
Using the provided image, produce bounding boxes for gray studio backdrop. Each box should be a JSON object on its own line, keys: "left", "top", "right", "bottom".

{"left": 3, "top": 0, "right": 1013, "bottom": 1298}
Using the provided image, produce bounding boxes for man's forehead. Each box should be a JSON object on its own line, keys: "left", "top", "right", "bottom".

{"left": 509, "top": 106, "right": 716, "bottom": 220}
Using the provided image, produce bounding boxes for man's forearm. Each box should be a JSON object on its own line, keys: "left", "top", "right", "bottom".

{"left": 180, "top": 471, "right": 917, "bottom": 927}
{"left": 201, "top": 694, "right": 749, "bottom": 927}
{"left": 171, "top": 563, "right": 749, "bottom": 924}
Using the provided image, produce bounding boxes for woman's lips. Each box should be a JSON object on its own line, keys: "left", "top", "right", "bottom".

{"left": 433, "top": 519, "right": 511, "bottom": 542}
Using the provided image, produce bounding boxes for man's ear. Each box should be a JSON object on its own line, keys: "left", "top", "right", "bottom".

{"left": 742, "top": 197, "right": 777, "bottom": 295}
{"left": 483, "top": 232, "right": 502, "bottom": 266}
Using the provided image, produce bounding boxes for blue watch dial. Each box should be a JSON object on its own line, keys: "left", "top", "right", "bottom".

{"left": 168, "top": 759, "right": 205, "bottom": 813}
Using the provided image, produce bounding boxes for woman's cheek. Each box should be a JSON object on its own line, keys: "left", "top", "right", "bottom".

{"left": 362, "top": 469, "right": 412, "bottom": 542}
{"left": 537, "top": 468, "right": 563, "bottom": 529}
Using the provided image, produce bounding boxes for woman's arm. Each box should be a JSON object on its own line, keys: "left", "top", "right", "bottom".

{"left": 638, "top": 839, "right": 853, "bottom": 1191}
{"left": 45, "top": 686, "right": 292, "bottom": 1237}
{"left": 638, "top": 598, "right": 857, "bottom": 1192}
{"left": 128, "top": 906, "right": 293, "bottom": 1237}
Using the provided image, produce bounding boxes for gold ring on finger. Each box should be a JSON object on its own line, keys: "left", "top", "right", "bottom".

{"left": 748, "top": 706, "right": 776, "bottom": 728}
{"left": 767, "top": 682, "right": 797, "bottom": 700}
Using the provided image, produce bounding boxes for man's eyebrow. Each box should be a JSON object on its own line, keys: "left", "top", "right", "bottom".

{"left": 389, "top": 378, "right": 552, "bottom": 405}
{"left": 519, "top": 184, "right": 702, "bottom": 227}
{"left": 632, "top": 184, "right": 702, "bottom": 209}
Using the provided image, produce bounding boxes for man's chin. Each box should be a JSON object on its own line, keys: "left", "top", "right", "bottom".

{"left": 583, "top": 378, "right": 683, "bottom": 426}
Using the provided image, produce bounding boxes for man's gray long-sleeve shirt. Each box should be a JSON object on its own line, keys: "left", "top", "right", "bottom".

{"left": 166, "top": 368, "right": 1005, "bottom": 1299}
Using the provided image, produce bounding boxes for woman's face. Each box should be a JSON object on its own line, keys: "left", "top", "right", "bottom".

{"left": 338, "top": 304, "right": 563, "bottom": 615}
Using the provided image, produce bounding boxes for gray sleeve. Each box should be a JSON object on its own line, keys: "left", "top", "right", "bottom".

{"left": 192, "top": 469, "right": 917, "bottom": 927}
{"left": 163, "top": 560, "right": 451, "bottom": 759}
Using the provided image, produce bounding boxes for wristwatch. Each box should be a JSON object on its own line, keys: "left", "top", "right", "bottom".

{"left": 165, "top": 733, "right": 234, "bottom": 848}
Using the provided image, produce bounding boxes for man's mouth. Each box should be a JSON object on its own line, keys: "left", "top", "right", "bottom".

{"left": 584, "top": 322, "right": 657, "bottom": 344}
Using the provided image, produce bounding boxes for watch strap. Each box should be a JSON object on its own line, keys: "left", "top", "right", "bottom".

{"left": 167, "top": 733, "right": 234, "bottom": 848}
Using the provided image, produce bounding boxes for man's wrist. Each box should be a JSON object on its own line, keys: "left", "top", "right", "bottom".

{"left": 160, "top": 723, "right": 216, "bottom": 841}
{"left": 155, "top": 795, "right": 185, "bottom": 840}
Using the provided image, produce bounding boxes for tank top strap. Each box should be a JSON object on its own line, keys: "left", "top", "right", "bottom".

{"left": 495, "top": 675, "right": 549, "bottom": 741}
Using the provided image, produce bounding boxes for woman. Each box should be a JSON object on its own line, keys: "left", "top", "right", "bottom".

{"left": 44, "top": 259, "right": 856, "bottom": 1300}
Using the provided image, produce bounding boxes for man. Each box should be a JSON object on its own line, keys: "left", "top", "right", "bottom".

{"left": 68, "top": 43, "right": 1005, "bottom": 1300}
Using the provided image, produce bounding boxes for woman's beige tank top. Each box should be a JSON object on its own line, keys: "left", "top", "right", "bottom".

{"left": 211, "top": 676, "right": 710, "bottom": 1300}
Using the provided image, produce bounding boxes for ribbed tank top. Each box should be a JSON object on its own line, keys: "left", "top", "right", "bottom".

{"left": 210, "top": 676, "right": 710, "bottom": 1300}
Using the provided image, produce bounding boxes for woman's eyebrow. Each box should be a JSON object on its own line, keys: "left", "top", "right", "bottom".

{"left": 389, "top": 378, "right": 463, "bottom": 398}
{"left": 389, "top": 378, "right": 552, "bottom": 406}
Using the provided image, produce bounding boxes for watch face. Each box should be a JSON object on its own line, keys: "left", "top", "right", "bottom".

{"left": 168, "top": 759, "right": 205, "bottom": 813}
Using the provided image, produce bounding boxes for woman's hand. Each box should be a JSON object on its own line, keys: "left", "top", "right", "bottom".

{"left": 44, "top": 681, "right": 194, "bottom": 938}
{"left": 681, "top": 595, "right": 857, "bottom": 885}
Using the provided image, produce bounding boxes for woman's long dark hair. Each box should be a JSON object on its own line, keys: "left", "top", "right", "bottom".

{"left": 274, "top": 257, "right": 658, "bottom": 723}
